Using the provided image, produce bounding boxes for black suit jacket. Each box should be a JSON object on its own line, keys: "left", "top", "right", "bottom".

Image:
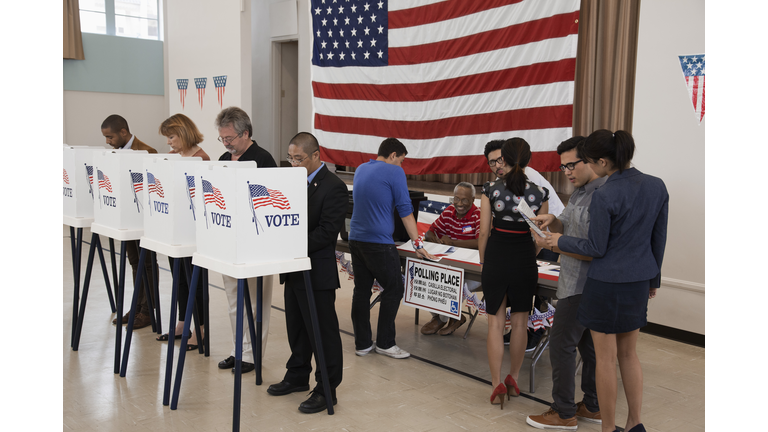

{"left": 281, "top": 164, "right": 348, "bottom": 291}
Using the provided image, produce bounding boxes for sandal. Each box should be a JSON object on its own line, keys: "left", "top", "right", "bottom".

{"left": 186, "top": 344, "right": 198, "bottom": 351}
{"left": 156, "top": 333, "right": 183, "bottom": 341}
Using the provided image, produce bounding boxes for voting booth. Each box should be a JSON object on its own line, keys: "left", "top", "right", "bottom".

{"left": 63, "top": 146, "right": 105, "bottom": 222}
{"left": 141, "top": 155, "right": 206, "bottom": 250}
{"left": 192, "top": 164, "right": 308, "bottom": 270}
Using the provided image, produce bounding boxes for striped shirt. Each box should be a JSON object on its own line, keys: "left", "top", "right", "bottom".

{"left": 429, "top": 204, "right": 481, "bottom": 240}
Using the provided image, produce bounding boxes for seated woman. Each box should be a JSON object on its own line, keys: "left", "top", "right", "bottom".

{"left": 156, "top": 113, "right": 210, "bottom": 350}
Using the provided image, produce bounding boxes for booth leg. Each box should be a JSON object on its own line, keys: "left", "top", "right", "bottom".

{"left": 232, "top": 278, "right": 246, "bottom": 432}
{"left": 242, "top": 279, "right": 259, "bottom": 385}
{"left": 108, "top": 239, "right": 119, "bottom": 305}
{"left": 183, "top": 258, "right": 204, "bottom": 355}
{"left": 95, "top": 238, "right": 116, "bottom": 313}
{"left": 72, "top": 232, "right": 99, "bottom": 351}
{"left": 153, "top": 251, "right": 162, "bottom": 335}
{"left": 203, "top": 269, "right": 210, "bottom": 357}
{"left": 163, "top": 258, "right": 182, "bottom": 406}
{"left": 171, "top": 265, "right": 202, "bottom": 410}
{"left": 120, "top": 248, "right": 147, "bottom": 377}
{"left": 114, "top": 241, "right": 128, "bottom": 374}
{"left": 303, "top": 271, "right": 334, "bottom": 415}
{"left": 69, "top": 227, "right": 81, "bottom": 347}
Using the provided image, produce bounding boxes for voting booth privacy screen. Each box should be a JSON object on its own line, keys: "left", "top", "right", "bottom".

{"left": 63, "top": 146, "right": 108, "bottom": 220}
{"left": 91, "top": 150, "right": 157, "bottom": 231}
{"left": 193, "top": 164, "right": 308, "bottom": 265}
{"left": 142, "top": 155, "right": 206, "bottom": 247}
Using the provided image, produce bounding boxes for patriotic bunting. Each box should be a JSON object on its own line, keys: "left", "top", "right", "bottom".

{"left": 678, "top": 54, "right": 705, "bottom": 123}
{"left": 177, "top": 79, "right": 188, "bottom": 110}
{"left": 213, "top": 75, "right": 227, "bottom": 109}
{"left": 194, "top": 77, "right": 207, "bottom": 110}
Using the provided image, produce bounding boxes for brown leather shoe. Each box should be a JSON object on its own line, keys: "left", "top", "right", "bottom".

{"left": 112, "top": 312, "right": 130, "bottom": 325}
{"left": 420, "top": 316, "right": 446, "bottom": 335}
{"left": 132, "top": 312, "right": 152, "bottom": 330}
{"left": 438, "top": 315, "right": 467, "bottom": 336}
{"left": 575, "top": 401, "right": 602, "bottom": 424}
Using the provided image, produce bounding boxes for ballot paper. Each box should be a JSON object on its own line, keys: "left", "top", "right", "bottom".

{"left": 516, "top": 199, "right": 546, "bottom": 237}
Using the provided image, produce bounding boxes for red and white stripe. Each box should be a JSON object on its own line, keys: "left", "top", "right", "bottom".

{"left": 685, "top": 75, "right": 705, "bottom": 123}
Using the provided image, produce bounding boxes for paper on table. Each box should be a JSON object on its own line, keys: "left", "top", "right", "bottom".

{"left": 397, "top": 241, "right": 481, "bottom": 264}
{"left": 516, "top": 199, "right": 546, "bottom": 237}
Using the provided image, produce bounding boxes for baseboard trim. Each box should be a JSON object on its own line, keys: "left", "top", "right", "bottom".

{"left": 641, "top": 322, "right": 704, "bottom": 348}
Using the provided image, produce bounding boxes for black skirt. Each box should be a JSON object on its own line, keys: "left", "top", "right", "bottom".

{"left": 481, "top": 228, "right": 538, "bottom": 315}
{"left": 577, "top": 278, "right": 650, "bottom": 334}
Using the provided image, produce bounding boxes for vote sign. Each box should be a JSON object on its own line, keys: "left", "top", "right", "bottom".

{"left": 63, "top": 146, "right": 104, "bottom": 219}
{"left": 193, "top": 164, "right": 308, "bottom": 266}
{"left": 142, "top": 155, "right": 201, "bottom": 247}
{"left": 91, "top": 149, "right": 153, "bottom": 231}
{"left": 404, "top": 257, "right": 465, "bottom": 320}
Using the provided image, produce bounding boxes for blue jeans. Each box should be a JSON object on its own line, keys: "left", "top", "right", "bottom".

{"left": 349, "top": 240, "right": 403, "bottom": 350}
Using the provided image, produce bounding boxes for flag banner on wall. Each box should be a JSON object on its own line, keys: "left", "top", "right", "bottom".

{"left": 678, "top": 54, "right": 705, "bottom": 124}
{"left": 176, "top": 79, "right": 188, "bottom": 110}
{"left": 213, "top": 75, "right": 227, "bottom": 109}
{"left": 310, "top": 0, "right": 581, "bottom": 174}
{"left": 194, "top": 78, "right": 207, "bottom": 110}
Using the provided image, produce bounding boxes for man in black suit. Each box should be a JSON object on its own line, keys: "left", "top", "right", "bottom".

{"left": 267, "top": 132, "right": 347, "bottom": 414}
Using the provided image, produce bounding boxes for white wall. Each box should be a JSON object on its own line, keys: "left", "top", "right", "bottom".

{"left": 165, "top": 0, "right": 253, "bottom": 161}
{"left": 633, "top": 0, "right": 705, "bottom": 334}
{"left": 63, "top": 91, "right": 166, "bottom": 151}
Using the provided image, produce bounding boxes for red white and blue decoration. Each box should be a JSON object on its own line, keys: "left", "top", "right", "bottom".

{"left": 194, "top": 77, "right": 207, "bottom": 110}
{"left": 213, "top": 75, "right": 227, "bottom": 109}
{"left": 129, "top": 171, "right": 143, "bottom": 213}
{"left": 177, "top": 79, "right": 188, "bottom": 110}
{"left": 310, "top": 0, "right": 581, "bottom": 174}
{"left": 64, "top": 168, "right": 70, "bottom": 184}
{"left": 678, "top": 54, "right": 705, "bottom": 124}
{"left": 185, "top": 173, "right": 196, "bottom": 221}
{"left": 84, "top": 163, "right": 94, "bottom": 199}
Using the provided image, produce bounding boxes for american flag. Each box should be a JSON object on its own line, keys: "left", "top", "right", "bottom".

{"left": 195, "top": 77, "right": 207, "bottom": 110}
{"left": 678, "top": 54, "right": 705, "bottom": 123}
{"left": 98, "top": 170, "right": 112, "bottom": 192}
{"left": 186, "top": 174, "right": 196, "bottom": 198}
{"left": 248, "top": 184, "right": 291, "bottom": 210}
{"left": 214, "top": 75, "right": 227, "bottom": 109}
{"left": 146, "top": 172, "right": 164, "bottom": 198}
{"left": 310, "top": 0, "right": 580, "bottom": 174}
{"left": 131, "top": 172, "right": 143, "bottom": 194}
{"left": 202, "top": 179, "right": 226, "bottom": 209}
{"left": 64, "top": 169, "right": 70, "bottom": 184}
{"left": 177, "top": 79, "right": 188, "bottom": 110}
{"left": 85, "top": 165, "right": 93, "bottom": 186}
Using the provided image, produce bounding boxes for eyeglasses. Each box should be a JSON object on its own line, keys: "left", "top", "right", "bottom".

{"left": 559, "top": 160, "right": 584, "bottom": 172}
{"left": 453, "top": 197, "right": 472, "bottom": 205}
{"left": 488, "top": 156, "right": 504, "bottom": 167}
{"left": 286, "top": 155, "right": 309, "bottom": 165}
{"left": 218, "top": 132, "right": 244, "bottom": 144}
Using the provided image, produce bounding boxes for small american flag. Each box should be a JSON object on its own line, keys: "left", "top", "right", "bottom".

{"left": 85, "top": 165, "right": 93, "bottom": 186}
{"left": 98, "top": 170, "right": 112, "bottom": 192}
{"left": 131, "top": 172, "right": 144, "bottom": 193}
{"left": 194, "top": 77, "right": 207, "bottom": 110}
{"left": 186, "top": 175, "right": 196, "bottom": 198}
{"left": 202, "top": 179, "right": 226, "bottom": 209}
{"left": 177, "top": 79, "right": 188, "bottom": 110}
{"left": 63, "top": 169, "right": 70, "bottom": 184}
{"left": 249, "top": 184, "right": 291, "bottom": 210}
{"left": 678, "top": 54, "right": 705, "bottom": 123}
{"left": 214, "top": 75, "right": 227, "bottom": 109}
{"left": 146, "top": 172, "right": 164, "bottom": 198}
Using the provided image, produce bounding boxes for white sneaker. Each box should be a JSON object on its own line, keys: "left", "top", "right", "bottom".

{"left": 374, "top": 344, "right": 410, "bottom": 359}
{"left": 355, "top": 343, "right": 375, "bottom": 356}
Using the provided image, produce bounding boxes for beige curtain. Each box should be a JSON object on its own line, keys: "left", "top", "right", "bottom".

{"left": 64, "top": 0, "right": 85, "bottom": 60}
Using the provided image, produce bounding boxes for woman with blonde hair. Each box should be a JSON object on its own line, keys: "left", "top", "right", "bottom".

{"left": 155, "top": 114, "right": 209, "bottom": 349}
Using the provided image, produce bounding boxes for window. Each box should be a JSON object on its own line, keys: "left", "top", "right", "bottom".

{"left": 79, "top": 0, "right": 161, "bottom": 41}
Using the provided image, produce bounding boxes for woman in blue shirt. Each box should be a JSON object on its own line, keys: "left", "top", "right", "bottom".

{"left": 539, "top": 130, "right": 668, "bottom": 432}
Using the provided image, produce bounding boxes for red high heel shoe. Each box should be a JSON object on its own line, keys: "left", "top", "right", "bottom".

{"left": 490, "top": 383, "right": 507, "bottom": 409}
{"left": 504, "top": 375, "right": 520, "bottom": 399}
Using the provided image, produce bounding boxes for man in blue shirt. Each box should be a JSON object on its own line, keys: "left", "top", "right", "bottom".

{"left": 349, "top": 138, "right": 434, "bottom": 359}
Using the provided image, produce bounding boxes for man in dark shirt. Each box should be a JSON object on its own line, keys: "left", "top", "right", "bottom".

{"left": 213, "top": 107, "right": 278, "bottom": 374}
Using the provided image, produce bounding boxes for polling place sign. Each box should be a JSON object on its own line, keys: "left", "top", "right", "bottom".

{"left": 403, "top": 258, "right": 464, "bottom": 320}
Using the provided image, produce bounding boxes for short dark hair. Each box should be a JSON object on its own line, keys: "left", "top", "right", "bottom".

{"left": 289, "top": 132, "right": 320, "bottom": 155}
{"left": 377, "top": 138, "right": 407, "bottom": 158}
{"left": 101, "top": 114, "right": 130, "bottom": 133}
{"left": 483, "top": 139, "right": 505, "bottom": 159}
{"left": 556, "top": 136, "right": 585, "bottom": 155}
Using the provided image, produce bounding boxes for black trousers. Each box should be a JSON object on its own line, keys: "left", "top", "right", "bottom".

{"left": 549, "top": 294, "right": 599, "bottom": 418}
{"left": 125, "top": 240, "right": 155, "bottom": 315}
{"left": 283, "top": 275, "right": 343, "bottom": 397}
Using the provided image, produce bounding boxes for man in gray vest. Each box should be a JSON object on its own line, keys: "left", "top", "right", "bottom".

{"left": 526, "top": 136, "right": 605, "bottom": 430}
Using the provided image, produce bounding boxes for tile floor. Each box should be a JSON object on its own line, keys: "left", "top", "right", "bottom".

{"left": 63, "top": 227, "right": 705, "bottom": 431}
